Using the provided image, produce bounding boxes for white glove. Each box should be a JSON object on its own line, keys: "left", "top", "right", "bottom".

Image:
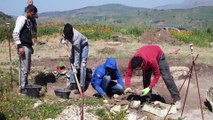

{"left": 72, "top": 67, "right": 77, "bottom": 74}
{"left": 60, "top": 35, "right": 67, "bottom": 44}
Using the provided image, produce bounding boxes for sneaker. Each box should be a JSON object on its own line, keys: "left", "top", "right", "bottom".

{"left": 174, "top": 100, "right": 181, "bottom": 110}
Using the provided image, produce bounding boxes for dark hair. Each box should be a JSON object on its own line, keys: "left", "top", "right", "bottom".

{"left": 131, "top": 56, "right": 143, "bottom": 69}
{"left": 63, "top": 23, "right": 74, "bottom": 41}
{"left": 25, "top": 5, "right": 38, "bottom": 13}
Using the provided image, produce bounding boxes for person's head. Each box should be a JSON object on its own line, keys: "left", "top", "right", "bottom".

{"left": 131, "top": 56, "right": 143, "bottom": 70}
{"left": 105, "top": 58, "right": 117, "bottom": 74}
{"left": 28, "top": 0, "right": 33, "bottom": 5}
{"left": 25, "top": 5, "right": 37, "bottom": 18}
{"left": 63, "top": 23, "right": 74, "bottom": 41}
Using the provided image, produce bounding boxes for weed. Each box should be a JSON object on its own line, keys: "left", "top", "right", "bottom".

{"left": 94, "top": 108, "right": 128, "bottom": 120}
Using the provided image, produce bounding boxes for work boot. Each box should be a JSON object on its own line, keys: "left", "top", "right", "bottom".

{"left": 67, "top": 83, "right": 77, "bottom": 90}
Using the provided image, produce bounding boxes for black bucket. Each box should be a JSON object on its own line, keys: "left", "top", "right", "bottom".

{"left": 54, "top": 89, "right": 71, "bottom": 99}
{"left": 25, "top": 84, "right": 42, "bottom": 98}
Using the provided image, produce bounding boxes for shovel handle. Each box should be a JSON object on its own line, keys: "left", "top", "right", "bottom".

{"left": 71, "top": 63, "right": 83, "bottom": 95}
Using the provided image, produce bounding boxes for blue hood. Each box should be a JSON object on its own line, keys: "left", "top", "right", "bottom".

{"left": 104, "top": 58, "right": 117, "bottom": 69}
{"left": 90, "top": 57, "right": 124, "bottom": 95}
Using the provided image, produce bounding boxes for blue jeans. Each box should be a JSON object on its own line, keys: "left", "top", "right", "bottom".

{"left": 70, "top": 45, "right": 88, "bottom": 87}
{"left": 101, "top": 75, "right": 124, "bottom": 95}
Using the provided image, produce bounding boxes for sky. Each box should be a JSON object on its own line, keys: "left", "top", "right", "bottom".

{"left": 0, "top": 0, "right": 184, "bottom": 16}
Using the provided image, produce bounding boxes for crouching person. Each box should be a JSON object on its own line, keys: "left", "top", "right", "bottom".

{"left": 60, "top": 23, "right": 89, "bottom": 94}
{"left": 91, "top": 58, "right": 125, "bottom": 99}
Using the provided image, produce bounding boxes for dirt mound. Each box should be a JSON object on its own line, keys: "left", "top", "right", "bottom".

{"left": 140, "top": 29, "right": 182, "bottom": 45}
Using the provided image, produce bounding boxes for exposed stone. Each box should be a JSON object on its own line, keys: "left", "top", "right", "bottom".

{"left": 123, "top": 105, "right": 129, "bottom": 111}
{"left": 170, "top": 66, "right": 189, "bottom": 72}
{"left": 130, "top": 100, "right": 141, "bottom": 109}
{"left": 142, "top": 101, "right": 177, "bottom": 117}
{"left": 206, "top": 87, "right": 213, "bottom": 111}
{"left": 20, "top": 116, "right": 31, "bottom": 120}
{"left": 113, "top": 94, "right": 120, "bottom": 99}
{"left": 138, "top": 116, "right": 148, "bottom": 120}
{"left": 207, "top": 87, "right": 213, "bottom": 102}
{"left": 103, "top": 99, "right": 109, "bottom": 104}
{"left": 170, "top": 66, "right": 189, "bottom": 80}
{"left": 32, "top": 100, "right": 43, "bottom": 109}
{"left": 210, "top": 42, "right": 213, "bottom": 48}
{"left": 127, "top": 112, "right": 137, "bottom": 120}
{"left": 110, "top": 105, "right": 121, "bottom": 113}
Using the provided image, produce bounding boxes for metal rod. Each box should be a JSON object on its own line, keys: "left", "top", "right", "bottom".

{"left": 6, "top": 23, "right": 13, "bottom": 90}
{"left": 81, "top": 92, "right": 84, "bottom": 120}
{"left": 164, "top": 56, "right": 196, "bottom": 120}
{"left": 164, "top": 54, "right": 199, "bottom": 119}
{"left": 181, "top": 62, "right": 193, "bottom": 116}
{"left": 193, "top": 62, "right": 204, "bottom": 120}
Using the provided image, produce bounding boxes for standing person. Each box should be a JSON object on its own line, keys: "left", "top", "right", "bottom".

{"left": 12, "top": 5, "right": 38, "bottom": 94}
{"left": 124, "top": 45, "right": 181, "bottom": 109}
{"left": 91, "top": 58, "right": 124, "bottom": 98}
{"left": 60, "top": 23, "right": 89, "bottom": 94}
{"left": 26, "top": 0, "right": 38, "bottom": 46}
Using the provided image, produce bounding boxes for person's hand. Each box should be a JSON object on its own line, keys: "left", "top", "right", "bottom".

{"left": 141, "top": 87, "right": 151, "bottom": 96}
{"left": 72, "top": 67, "right": 77, "bottom": 74}
{"left": 60, "top": 36, "right": 67, "bottom": 44}
{"left": 124, "top": 87, "right": 133, "bottom": 94}
{"left": 18, "top": 47, "right": 25, "bottom": 56}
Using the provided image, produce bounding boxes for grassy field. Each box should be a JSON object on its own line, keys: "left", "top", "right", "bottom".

{"left": 0, "top": 24, "right": 213, "bottom": 119}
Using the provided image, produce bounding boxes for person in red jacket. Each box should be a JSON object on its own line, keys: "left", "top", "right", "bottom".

{"left": 124, "top": 45, "right": 181, "bottom": 108}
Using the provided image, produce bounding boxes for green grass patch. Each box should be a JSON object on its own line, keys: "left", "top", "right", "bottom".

{"left": 0, "top": 93, "right": 63, "bottom": 120}
{"left": 1, "top": 24, "right": 146, "bottom": 42}
{"left": 0, "top": 26, "right": 13, "bottom": 43}
{"left": 0, "top": 67, "right": 19, "bottom": 94}
{"left": 170, "top": 29, "right": 213, "bottom": 47}
{"left": 93, "top": 108, "right": 127, "bottom": 120}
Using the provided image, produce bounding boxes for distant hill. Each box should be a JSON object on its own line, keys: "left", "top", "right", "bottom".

{"left": 38, "top": 4, "right": 148, "bottom": 26}
{"left": 0, "top": 11, "right": 14, "bottom": 26}
{"left": 156, "top": 0, "right": 213, "bottom": 9}
{"left": 38, "top": 4, "right": 213, "bottom": 29}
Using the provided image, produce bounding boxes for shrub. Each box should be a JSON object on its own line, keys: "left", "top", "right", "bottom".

{"left": 170, "top": 29, "right": 213, "bottom": 47}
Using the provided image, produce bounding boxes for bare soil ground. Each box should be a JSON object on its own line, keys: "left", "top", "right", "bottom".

{"left": 1, "top": 30, "right": 213, "bottom": 119}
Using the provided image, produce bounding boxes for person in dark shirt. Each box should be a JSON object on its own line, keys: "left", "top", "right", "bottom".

{"left": 26, "top": 0, "right": 38, "bottom": 46}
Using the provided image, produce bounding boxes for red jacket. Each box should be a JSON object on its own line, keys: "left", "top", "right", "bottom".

{"left": 125, "top": 45, "right": 163, "bottom": 89}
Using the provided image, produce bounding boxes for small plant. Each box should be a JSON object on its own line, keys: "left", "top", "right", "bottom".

{"left": 94, "top": 108, "right": 128, "bottom": 120}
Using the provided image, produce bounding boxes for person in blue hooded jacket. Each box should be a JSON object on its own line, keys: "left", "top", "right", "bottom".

{"left": 91, "top": 58, "right": 125, "bottom": 98}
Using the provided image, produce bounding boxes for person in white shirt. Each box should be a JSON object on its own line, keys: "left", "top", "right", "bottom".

{"left": 60, "top": 23, "right": 89, "bottom": 94}
{"left": 12, "top": 5, "right": 38, "bottom": 94}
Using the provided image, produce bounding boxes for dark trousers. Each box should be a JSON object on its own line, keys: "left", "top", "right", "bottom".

{"left": 143, "top": 54, "right": 181, "bottom": 101}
